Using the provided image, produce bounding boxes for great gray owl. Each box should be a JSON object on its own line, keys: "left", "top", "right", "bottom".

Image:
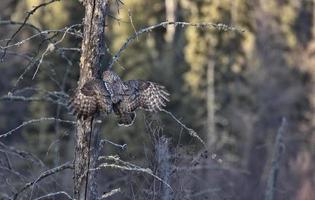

{"left": 68, "top": 79, "right": 112, "bottom": 119}
{"left": 68, "top": 70, "right": 169, "bottom": 126}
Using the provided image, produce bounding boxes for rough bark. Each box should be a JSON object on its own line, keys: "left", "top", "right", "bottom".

{"left": 74, "top": 0, "right": 107, "bottom": 199}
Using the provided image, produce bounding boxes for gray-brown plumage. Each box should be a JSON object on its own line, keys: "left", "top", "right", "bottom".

{"left": 113, "top": 80, "right": 170, "bottom": 126}
{"left": 68, "top": 69, "right": 170, "bottom": 126}
{"left": 68, "top": 79, "right": 112, "bottom": 119}
{"left": 102, "top": 70, "right": 127, "bottom": 103}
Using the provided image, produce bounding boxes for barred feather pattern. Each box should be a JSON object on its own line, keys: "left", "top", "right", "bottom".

{"left": 136, "top": 81, "right": 170, "bottom": 111}
{"left": 68, "top": 79, "right": 112, "bottom": 119}
{"left": 68, "top": 70, "right": 170, "bottom": 126}
{"left": 113, "top": 80, "right": 169, "bottom": 126}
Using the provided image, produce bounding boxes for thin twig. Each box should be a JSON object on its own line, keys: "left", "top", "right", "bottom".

{"left": 0, "top": 117, "right": 76, "bottom": 139}
{"left": 57, "top": 47, "right": 81, "bottom": 52}
{"left": 103, "top": 41, "right": 126, "bottom": 70}
{"left": 161, "top": 109, "right": 206, "bottom": 147}
{"left": 108, "top": 21, "right": 244, "bottom": 69}
{"left": 0, "top": 142, "right": 45, "bottom": 167}
{"left": 0, "top": 25, "right": 82, "bottom": 50}
{"left": 53, "top": 53, "right": 73, "bottom": 166}
{"left": 33, "top": 191, "right": 73, "bottom": 200}
{"left": 32, "top": 24, "right": 81, "bottom": 80}
{"left": 0, "top": 94, "right": 67, "bottom": 107}
{"left": 14, "top": 57, "right": 40, "bottom": 87}
{"left": 0, "top": 49, "right": 33, "bottom": 61}
{"left": 0, "top": 165, "right": 28, "bottom": 181}
{"left": 0, "top": 20, "right": 41, "bottom": 33}
{"left": 100, "top": 139, "right": 127, "bottom": 150}
{"left": 1, "top": 0, "right": 60, "bottom": 61}
{"left": 127, "top": 9, "right": 138, "bottom": 40}
{"left": 95, "top": 155, "right": 173, "bottom": 191}
{"left": 98, "top": 188, "right": 121, "bottom": 199}
{"left": 12, "top": 162, "right": 74, "bottom": 200}
{"left": 0, "top": 95, "right": 42, "bottom": 102}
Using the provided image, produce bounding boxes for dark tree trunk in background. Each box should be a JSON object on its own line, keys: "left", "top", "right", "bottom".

{"left": 165, "top": 0, "right": 176, "bottom": 43}
{"left": 74, "top": 0, "right": 107, "bottom": 199}
{"left": 243, "top": 2, "right": 296, "bottom": 199}
{"left": 206, "top": 59, "right": 216, "bottom": 147}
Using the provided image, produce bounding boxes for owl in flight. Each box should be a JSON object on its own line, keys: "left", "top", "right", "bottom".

{"left": 68, "top": 70, "right": 169, "bottom": 126}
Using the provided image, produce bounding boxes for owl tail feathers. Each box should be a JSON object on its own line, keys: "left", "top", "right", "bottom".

{"left": 117, "top": 112, "right": 136, "bottom": 127}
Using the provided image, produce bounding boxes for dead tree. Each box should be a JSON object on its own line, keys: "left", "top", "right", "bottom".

{"left": 74, "top": 0, "right": 108, "bottom": 199}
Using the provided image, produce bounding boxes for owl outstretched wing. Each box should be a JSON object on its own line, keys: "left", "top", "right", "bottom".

{"left": 68, "top": 79, "right": 112, "bottom": 119}
{"left": 113, "top": 80, "right": 169, "bottom": 126}
{"left": 126, "top": 80, "right": 169, "bottom": 111}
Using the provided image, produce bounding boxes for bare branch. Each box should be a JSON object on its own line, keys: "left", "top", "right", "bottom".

{"left": 103, "top": 41, "right": 126, "bottom": 70}
{"left": 127, "top": 9, "right": 138, "bottom": 40}
{"left": 95, "top": 155, "right": 173, "bottom": 191}
{"left": 0, "top": 20, "right": 42, "bottom": 33}
{"left": 0, "top": 49, "right": 33, "bottom": 61}
{"left": 12, "top": 162, "right": 74, "bottom": 200}
{"left": 98, "top": 188, "right": 121, "bottom": 199}
{"left": 0, "top": 118, "right": 76, "bottom": 139}
{"left": 100, "top": 139, "right": 127, "bottom": 150}
{"left": 161, "top": 109, "right": 206, "bottom": 147}
{"left": 108, "top": 21, "right": 244, "bottom": 69}
{"left": 0, "top": 94, "right": 39, "bottom": 102}
{"left": 57, "top": 47, "right": 81, "bottom": 52}
{"left": 32, "top": 24, "right": 82, "bottom": 80}
{"left": 0, "top": 165, "right": 28, "bottom": 181}
{"left": 0, "top": 94, "right": 64, "bottom": 105}
{"left": 1, "top": 0, "right": 61, "bottom": 61}
{"left": 0, "top": 142, "right": 45, "bottom": 167}
{"left": 0, "top": 25, "right": 82, "bottom": 50}
{"left": 1, "top": 88, "right": 69, "bottom": 109}
{"left": 33, "top": 191, "right": 72, "bottom": 200}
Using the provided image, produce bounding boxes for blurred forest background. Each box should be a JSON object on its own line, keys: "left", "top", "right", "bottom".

{"left": 1, "top": 0, "right": 315, "bottom": 199}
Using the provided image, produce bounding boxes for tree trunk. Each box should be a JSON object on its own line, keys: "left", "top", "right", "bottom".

{"left": 74, "top": 1, "right": 108, "bottom": 199}
{"left": 206, "top": 59, "right": 216, "bottom": 147}
{"left": 313, "top": 0, "right": 315, "bottom": 37}
{"left": 165, "top": 0, "right": 177, "bottom": 42}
